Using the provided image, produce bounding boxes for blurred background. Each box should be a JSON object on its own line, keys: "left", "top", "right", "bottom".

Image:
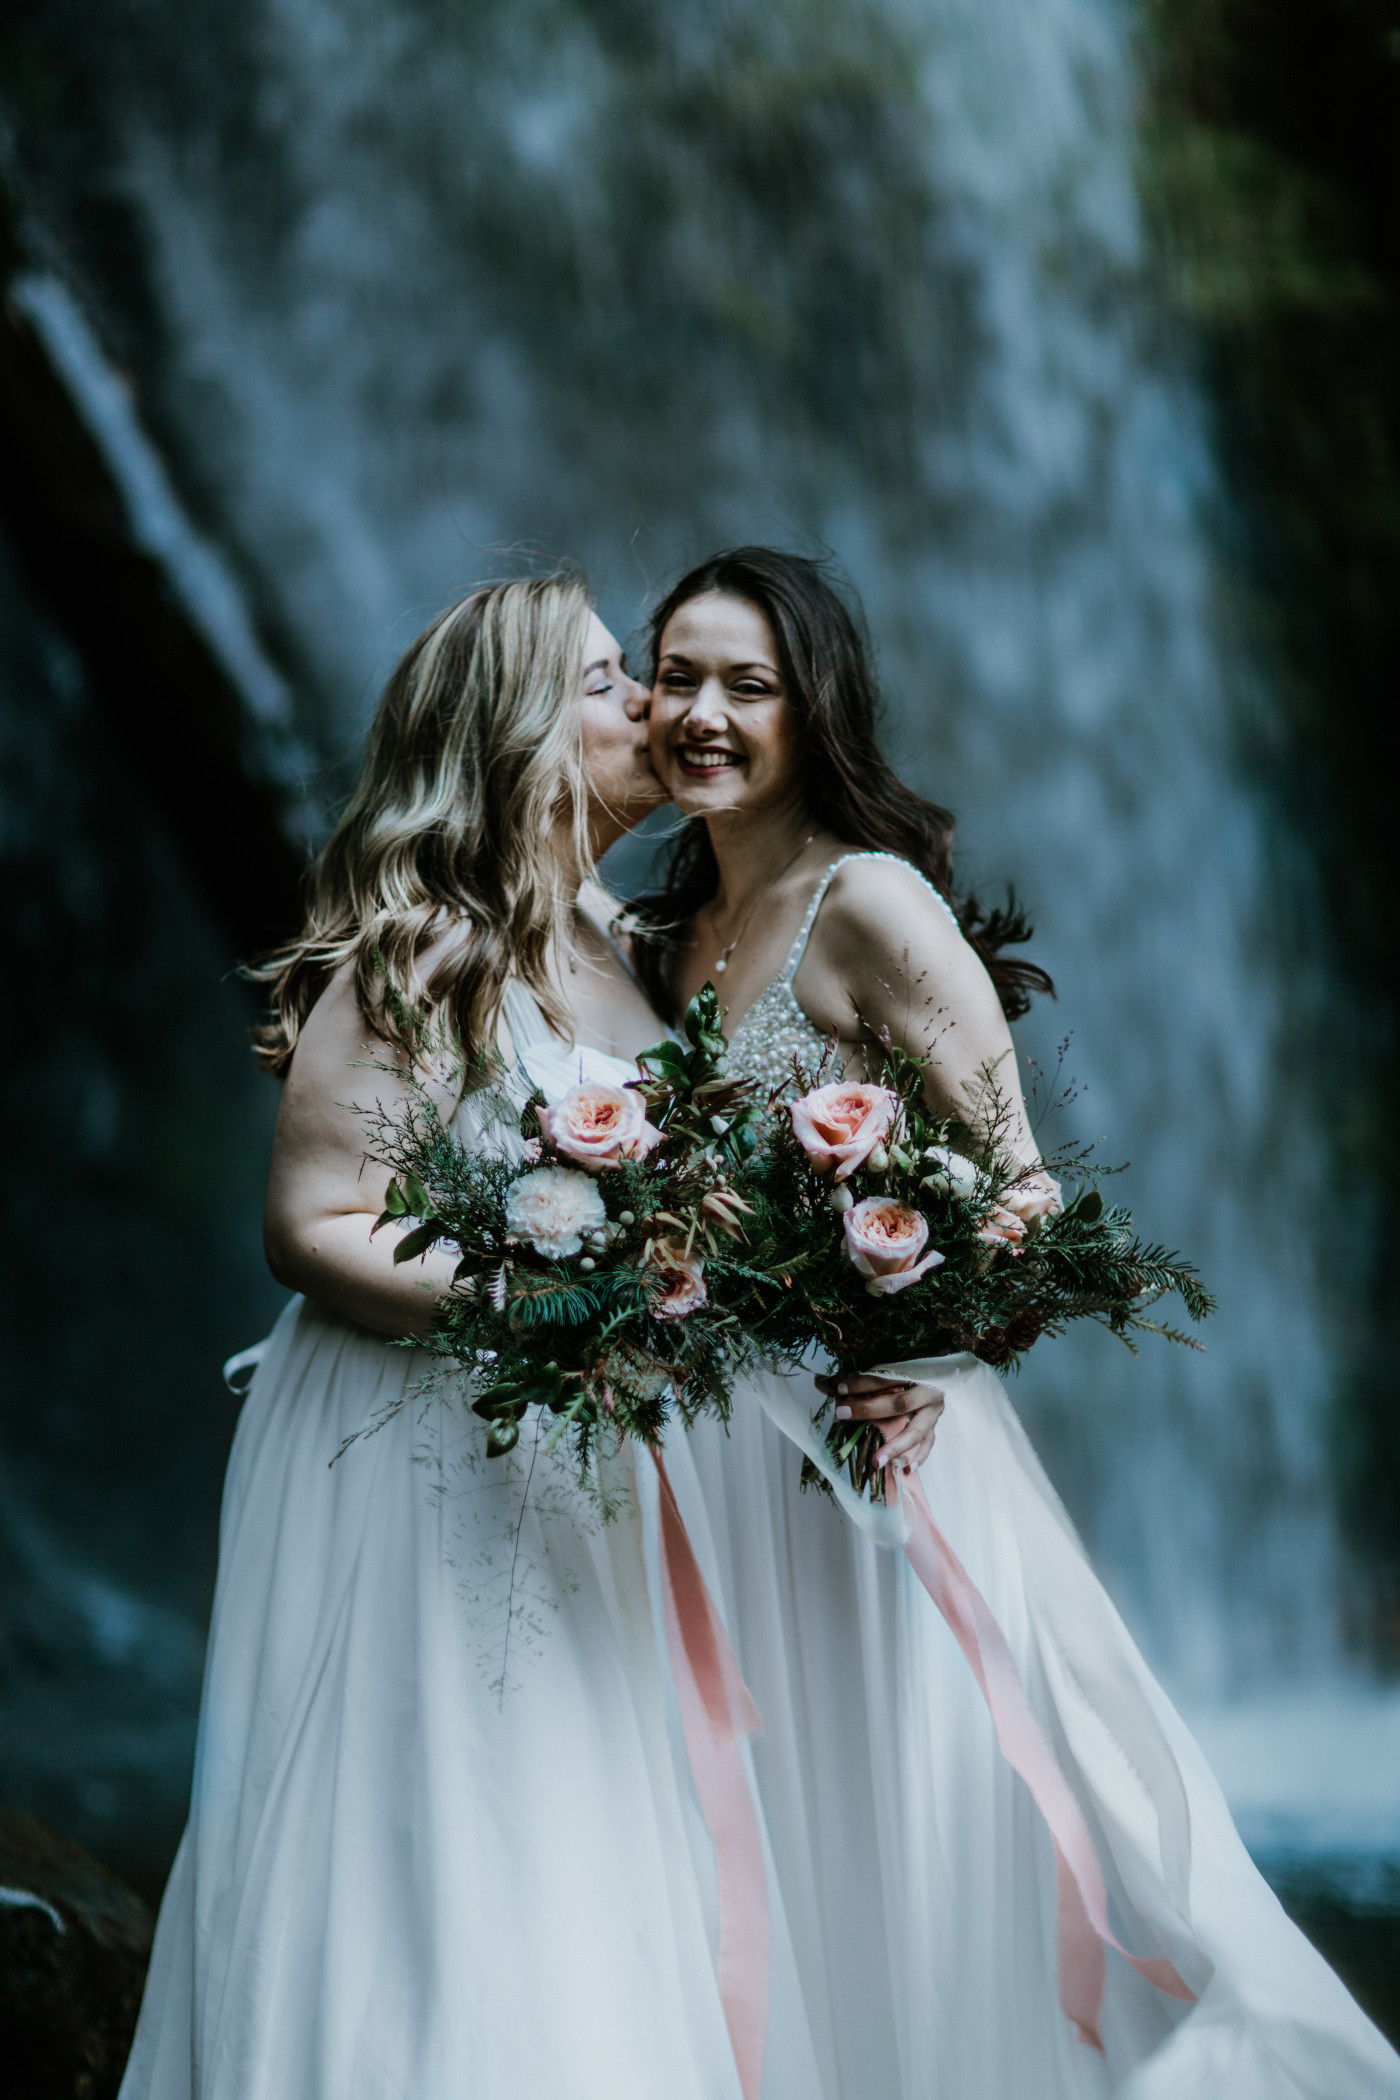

{"left": 1, "top": 0, "right": 1398, "bottom": 2042}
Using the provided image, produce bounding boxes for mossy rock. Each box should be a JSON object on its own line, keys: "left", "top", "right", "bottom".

{"left": 0, "top": 1808, "right": 153, "bottom": 2100}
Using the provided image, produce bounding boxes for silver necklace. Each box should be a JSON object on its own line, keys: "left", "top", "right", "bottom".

{"left": 707, "top": 833, "right": 817, "bottom": 975}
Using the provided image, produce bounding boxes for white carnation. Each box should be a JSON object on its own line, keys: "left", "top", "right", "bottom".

{"left": 504, "top": 1165, "right": 607, "bottom": 1260}
{"left": 921, "top": 1145, "right": 979, "bottom": 1197}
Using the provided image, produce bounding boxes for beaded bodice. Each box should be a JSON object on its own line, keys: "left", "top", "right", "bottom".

{"left": 726, "top": 852, "right": 962, "bottom": 1095}
{"left": 727, "top": 975, "right": 832, "bottom": 1097}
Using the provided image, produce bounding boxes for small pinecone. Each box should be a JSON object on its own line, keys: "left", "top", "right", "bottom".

{"left": 975, "top": 1325, "right": 1012, "bottom": 1367}
{"left": 1005, "top": 1309, "right": 1044, "bottom": 1352}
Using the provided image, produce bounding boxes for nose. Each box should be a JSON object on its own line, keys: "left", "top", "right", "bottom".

{"left": 682, "top": 678, "right": 728, "bottom": 734}
{"left": 623, "top": 674, "right": 650, "bottom": 721}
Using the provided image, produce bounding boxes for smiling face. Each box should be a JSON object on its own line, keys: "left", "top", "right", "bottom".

{"left": 576, "top": 611, "right": 666, "bottom": 846}
{"left": 649, "top": 592, "right": 806, "bottom": 823}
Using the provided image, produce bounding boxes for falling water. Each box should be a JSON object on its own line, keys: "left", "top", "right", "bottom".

{"left": 4, "top": 0, "right": 1392, "bottom": 1859}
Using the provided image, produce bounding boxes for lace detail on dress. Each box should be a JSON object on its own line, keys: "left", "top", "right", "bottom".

{"left": 727, "top": 852, "right": 962, "bottom": 1097}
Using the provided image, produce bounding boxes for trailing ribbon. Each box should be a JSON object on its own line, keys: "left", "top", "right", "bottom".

{"left": 894, "top": 1458, "right": 1194, "bottom": 2051}
{"left": 750, "top": 1354, "right": 1194, "bottom": 2053}
{"left": 651, "top": 1449, "right": 770, "bottom": 2100}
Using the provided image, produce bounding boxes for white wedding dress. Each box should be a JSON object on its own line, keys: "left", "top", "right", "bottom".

{"left": 122, "top": 912, "right": 1400, "bottom": 2100}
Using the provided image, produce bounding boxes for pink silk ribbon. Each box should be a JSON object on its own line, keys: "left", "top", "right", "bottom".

{"left": 652, "top": 1449, "right": 770, "bottom": 2100}
{"left": 892, "top": 1454, "right": 1196, "bottom": 2050}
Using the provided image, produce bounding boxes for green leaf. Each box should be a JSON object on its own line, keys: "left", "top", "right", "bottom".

{"left": 1074, "top": 1189, "right": 1103, "bottom": 1224}
{"left": 381, "top": 1179, "right": 410, "bottom": 1217}
{"left": 393, "top": 1221, "right": 446, "bottom": 1264}
{"left": 638, "top": 1041, "right": 689, "bottom": 1077}
{"left": 471, "top": 1385, "right": 527, "bottom": 1421}
{"left": 548, "top": 1389, "right": 599, "bottom": 1429}
{"left": 486, "top": 1418, "right": 521, "bottom": 1458}
{"left": 403, "top": 1174, "right": 431, "bottom": 1217}
{"left": 682, "top": 985, "right": 729, "bottom": 1064}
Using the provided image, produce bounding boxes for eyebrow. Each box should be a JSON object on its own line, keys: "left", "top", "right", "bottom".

{"left": 659, "top": 652, "right": 777, "bottom": 672}
{"left": 583, "top": 658, "right": 611, "bottom": 676}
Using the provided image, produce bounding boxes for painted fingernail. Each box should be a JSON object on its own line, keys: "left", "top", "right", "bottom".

{"left": 835, "top": 1405, "right": 851, "bottom": 1420}
{"left": 902, "top": 1463, "right": 911, "bottom": 1475}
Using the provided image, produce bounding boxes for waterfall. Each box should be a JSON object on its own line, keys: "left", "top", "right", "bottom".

{"left": 878, "top": 0, "right": 1340, "bottom": 1693}
{"left": 5, "top": 0, "right": 1393, "bottom": 1857}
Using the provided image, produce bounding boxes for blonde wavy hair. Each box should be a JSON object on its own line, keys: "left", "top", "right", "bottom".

{"left": 249, "top": 574, "right": 594, "bottom": 1074}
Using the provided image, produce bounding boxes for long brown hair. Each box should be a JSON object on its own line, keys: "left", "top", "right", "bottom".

{"left": 631, "top": 547, "right": 1053, "bottom": 1021}
{"left": 247, "top": 575, "right": 594, "bottom": 1073}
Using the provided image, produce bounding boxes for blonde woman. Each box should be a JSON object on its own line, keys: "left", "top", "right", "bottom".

{"left": 118, "top": 579, "right": 749, "bottom": 2100}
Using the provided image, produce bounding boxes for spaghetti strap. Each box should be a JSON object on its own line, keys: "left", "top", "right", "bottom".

{"left": 780, "top": 862, "right": 844, "bottom": 984}
{"left": 572, "top": 879, "right": 647, "bottom": 993}
{"left": 499, "top": 978, "right": 557, "bottom": 1051}
{"left": 782, "top": 852, "right": 962, "bottom": 985}
{"left": 594, "top": 915, "right": 646, "bottom": 992}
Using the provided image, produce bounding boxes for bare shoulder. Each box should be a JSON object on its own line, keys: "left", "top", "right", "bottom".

{"left": 416, "top": 914, "right": 474, "bottom": 989}
{"left": 283, "top": 956, "right": 394, "bottom": 1101}
{"left": 818, "top": 856, "right": 965, "bottom": 964}
{"left": 290, "top": 920, "right": 475, "bottom": 1079}
{"left": 276, "top": 951, "right": 467, "bottom": 1178}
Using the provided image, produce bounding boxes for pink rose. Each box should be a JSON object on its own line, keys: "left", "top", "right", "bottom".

{"left": 842, "top": 1196, "right": 945, "bottom": 1297}
{"left": 647, "top": 1238, "right": 708, "bottom": 1320}
{"left": 1001, "top": 1176, "right": 1062, "bottom": 1228}
{"left": 976, "top": 1204, "right": 1028, "bottom": 1255}
{"left": 790, "top": 1082, "right": 899, "bottom": 1182}
{"left": 539, "top": 1082, "right": 661, "bottom": 1170}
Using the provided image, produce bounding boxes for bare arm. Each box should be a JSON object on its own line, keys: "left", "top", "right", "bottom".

{"left": 801, "top": 860, "right": 1054, "bottom": 1467}
{"left": 262, "top": 959, "right": 469, "bottom": 1337}
{"left": 799, "top": 857, "right": 1043, "bottom": 1169}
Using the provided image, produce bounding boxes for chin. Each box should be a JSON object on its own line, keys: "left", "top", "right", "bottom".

{"left": 665, "top": 770, "right": 751, "bottom": 815}
{"left": 666, "top": 785, "right": 718, "bottom": 819}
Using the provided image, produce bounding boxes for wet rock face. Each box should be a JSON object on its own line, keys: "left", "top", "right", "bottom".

{"left": 0, "top": 1809, "right": 153, "bottom": 2100}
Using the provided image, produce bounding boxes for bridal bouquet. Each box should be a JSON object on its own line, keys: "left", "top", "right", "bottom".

{"left": 708, "top": 1040, "right": 1214, "bottom": 1499}
{"left": 357, "top": 988, "right": 770, "bottom": 1488}
{"left": 362, "top": 986, "right": 1211, "bottom": 1504}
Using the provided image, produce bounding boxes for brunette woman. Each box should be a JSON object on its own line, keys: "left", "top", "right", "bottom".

{"left": 635, "top": 547, "right": 1399, "bottom": 2100}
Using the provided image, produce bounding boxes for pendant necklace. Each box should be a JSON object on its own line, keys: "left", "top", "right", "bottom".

{"left": 709, "top": 833, "right": 817, "bottom": 975}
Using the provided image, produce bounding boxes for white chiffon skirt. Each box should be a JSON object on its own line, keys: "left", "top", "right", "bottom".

{"left": 121, "top": 1293, "right": 1400, "bottom": 2099}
